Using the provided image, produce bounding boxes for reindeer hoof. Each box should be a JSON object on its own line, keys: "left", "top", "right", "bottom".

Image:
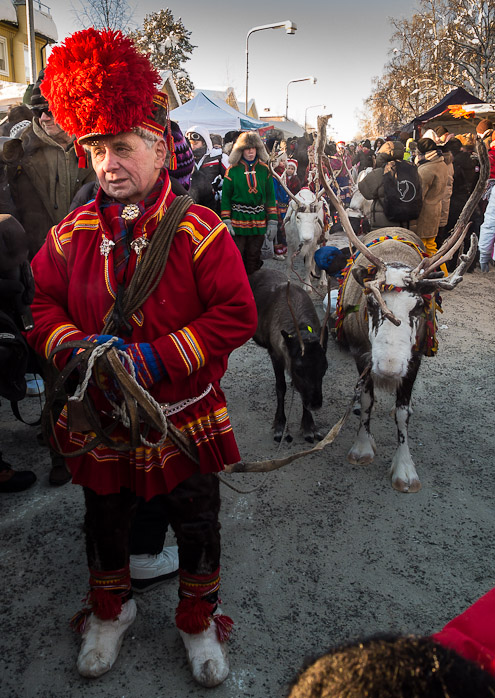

{"left": 347, "top": 452, "right": 374, "bottom": 466}
{"left": 274, "top": 433, "right": 293, "bottom": 443}
{"left": 392, "top": 478, "right": 421, "bottom": 493}
{"left": 304, "top": 435, "right": 314, "bottom": 444}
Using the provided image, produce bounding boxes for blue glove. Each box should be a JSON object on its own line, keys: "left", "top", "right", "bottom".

{"left": 121, "top": 342, "right": 168, "bottom": 389}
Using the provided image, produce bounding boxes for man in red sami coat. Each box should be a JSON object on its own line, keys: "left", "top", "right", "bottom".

{"left": 27, "top": 28, "right": 257, "bottom": 687}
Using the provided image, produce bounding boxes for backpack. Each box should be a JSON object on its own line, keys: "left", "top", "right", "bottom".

{"left": 382, "top": 160, "right": 423, "bottom": 223}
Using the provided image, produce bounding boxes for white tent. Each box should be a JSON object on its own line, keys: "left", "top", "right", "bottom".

{"left": 170, "top": 91, "right": 269, "bottom": 136}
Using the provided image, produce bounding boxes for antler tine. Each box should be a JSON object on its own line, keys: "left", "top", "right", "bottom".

{"left": 268, "top": 160, "right": 301, "bottom": 207}
{"left": 412, "top": 233, "right": 478, "bottom": 291}
{"left": 316, "top": 115, "right": 385, "bottom": 271}
{"left": 364, "top": 278, "right": 401, "bottom": 327}
{"left": 412, "top": 139, "right": 489, "bottom": 279}
{"left": 286, "top": 281, "right": 305, "bottom": 355}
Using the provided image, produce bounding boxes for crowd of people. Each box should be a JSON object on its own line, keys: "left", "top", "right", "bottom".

{"left": 1, "top": 24, "right": 495, "bottom": 694}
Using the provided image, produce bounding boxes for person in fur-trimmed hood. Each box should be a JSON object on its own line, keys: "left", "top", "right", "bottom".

{"left": 221, "top": 130, "right": 277, "bottom": 274}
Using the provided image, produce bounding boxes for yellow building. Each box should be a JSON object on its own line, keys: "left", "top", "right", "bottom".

{"left": 0, "top": 0, "right": 57, "bottom": 84}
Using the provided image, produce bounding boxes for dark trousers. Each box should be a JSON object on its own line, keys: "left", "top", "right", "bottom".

{"left": 233, "top": 234, "right": 264, "bottom": 275}
{"left": 84, "top": 473, "right": 221, "bottom": 577}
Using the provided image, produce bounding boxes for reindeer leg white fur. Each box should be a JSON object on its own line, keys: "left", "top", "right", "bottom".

{"left": 347, "top": 384, "right": 376, "bottom": 465}
{"left": 77, "top": 599, "right": 137, "bottom": 678}
{"left": 179, "top": 611, "right": 229, "bottom": 687}
{"left": 390, "top": 404, "right": 421, "bottom": 493}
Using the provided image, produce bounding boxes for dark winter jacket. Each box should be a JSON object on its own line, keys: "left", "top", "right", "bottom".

{"left": 4, "top": 119, "right": 95, "bottom": 258}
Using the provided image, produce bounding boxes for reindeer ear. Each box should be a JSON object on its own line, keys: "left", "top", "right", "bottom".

{"left": 352, "top": 265, "right": 373, "bottom": 287}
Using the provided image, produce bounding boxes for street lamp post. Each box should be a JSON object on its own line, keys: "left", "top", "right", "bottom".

{"left": 245, "top": 20, "right": 297, "bottom": 113}
{"left": 304, "top": 104, "right": 326, "bottom": 131}
{"left": 286, "top": 76, "right": 317, "bottom": 120}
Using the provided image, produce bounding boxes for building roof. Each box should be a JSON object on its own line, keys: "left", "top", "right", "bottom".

{"left": 2, "top": 1, "right": 58, "bottom": 42}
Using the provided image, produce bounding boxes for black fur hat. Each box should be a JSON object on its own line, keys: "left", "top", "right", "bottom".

{"left": 0, "top": 215, "right": 28, "bottom": 275}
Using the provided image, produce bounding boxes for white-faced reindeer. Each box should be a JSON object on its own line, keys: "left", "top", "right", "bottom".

{"left": 316, "top": 115, "right": 487, "bottom": 493}
{"left": 249, "top": 268, "right": 328, "bottom": 443}
{"left": 269, "top": 162, "right": 325, "bottom": 289}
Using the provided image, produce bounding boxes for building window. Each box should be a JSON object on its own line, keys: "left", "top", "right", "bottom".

{"left": 0, "top": 37, "right": 9, "bottom": 77}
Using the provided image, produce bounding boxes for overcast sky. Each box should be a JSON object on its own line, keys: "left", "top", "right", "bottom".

{"left": 47, "top": 0, "right": 416, "bottom": 140}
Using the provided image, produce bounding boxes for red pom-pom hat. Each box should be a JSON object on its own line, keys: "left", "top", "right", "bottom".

{"left": 41, "top": 28, "right": 174, "bottom": 162}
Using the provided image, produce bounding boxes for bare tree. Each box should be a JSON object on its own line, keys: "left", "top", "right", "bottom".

{"left": 72, "top": 0, "right": 135, "bottom": 33}
{"left": 359, "top": 0, "right": 495, "bottom": 136}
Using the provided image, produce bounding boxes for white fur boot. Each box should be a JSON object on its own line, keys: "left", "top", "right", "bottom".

{"left": 178, "top": 612, "right": 230, "bottom": 687}
{"left": 77, "top": 598, "right": 137, "bottom": 678}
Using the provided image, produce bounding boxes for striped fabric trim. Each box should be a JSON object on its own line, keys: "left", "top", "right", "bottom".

{"left": 231, "top": 218, "right": 266, "bottom": 229}
{"left": 232, "top": 203, "right": 265, "bottom": 214}
{"left": 45, "top": 324, "right": 82, "bottom": 359}
{"left": 169, "top": 326, "right": 205, "bottom": 375}
{"left": 179, "top": 568, "right": 221, "bottom": 599}
{"left": 193, "top": 222, "right": 224, "bottom": 262}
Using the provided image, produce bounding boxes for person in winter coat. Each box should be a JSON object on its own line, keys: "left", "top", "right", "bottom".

{"left": 479, "top": 183, "right": 495, "bottom": 271}
{"left": 185, "top": 125, "right": 229, "bottom": 214}
{"left": 328, "top": 141, "right": 354, "bottom": 206}
{"left": 355, "top": 140, "right": 374, "bottom": 172}
{"left": 3, "top": 69, "right": 95, "bottom": 260}
{"left": 476, "top": 119, "right": 493, "bottom": 150}
{"left": 27, "top": 29, "right": 258, "bottom": 687}
{"left": 358, "top": 141, "right": 406, "bottom": 229}
{"left": 414, "top": 138, "right": 449, "bottom": 273}
{"left": 221, "top": 131, "right": 277, "bottom": 274}
{"left": 3, "top": 69, "right": 95, "bottom": 486}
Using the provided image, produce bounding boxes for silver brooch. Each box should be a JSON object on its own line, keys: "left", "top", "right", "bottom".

{"left": 100, "top": 235, "right": 115, "bottom": 257}
{"left": 130, "top": 236, "right": 149, "bottom": 255}
{"left": 121, "top": 204, "right": 141, "bottom": 221}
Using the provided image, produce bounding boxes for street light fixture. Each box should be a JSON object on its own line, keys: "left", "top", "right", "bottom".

{"left": 286, "top": 76, "right": 317, "bottom": 120}
{"left": 304, "top": 104, "right": 326, "bottom": 131}
{"left": 245, "top": 20, "right": 297, "bottom": 113}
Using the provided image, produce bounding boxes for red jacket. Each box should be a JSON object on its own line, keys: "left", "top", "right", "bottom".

{"left": 28, "top": 172, "right": 258, "bottom": 497}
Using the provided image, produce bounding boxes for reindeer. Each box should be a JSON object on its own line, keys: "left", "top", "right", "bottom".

{"left": 269, "top": 161, "right": 326, "bottom": 289}
{"left": 249, "top": 268, "right": 328, "bottom": 443}
{"left": 316, "top": 115, "right": 487, "bottom": 493}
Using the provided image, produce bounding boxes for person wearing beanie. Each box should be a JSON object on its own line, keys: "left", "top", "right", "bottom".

{"left": 185, "top": 124, "right": 229, "bottom": 214}
{"left": 26, "top": 28, "right": 257, "bottom": 686}
{"left": 413, "top": 137, "right": 449, "bottom": 273}
{"left": 2, "top": 67, "right": 96, "bottom": 486}
{"left": 221, "top": 130, "right": 277, "bottom": 274}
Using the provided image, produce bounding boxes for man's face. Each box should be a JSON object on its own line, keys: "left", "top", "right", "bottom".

{"left": 39, "top": 109, "right": 67, "bottom": 139}
{"left": 243, "top": 147, "right": 257, "bottom": 162}
{"left": 187, "top": 133, "right": 206, "bottom": 151}
{"left": 90, "top": 132, "right": 166, "bottom": 204}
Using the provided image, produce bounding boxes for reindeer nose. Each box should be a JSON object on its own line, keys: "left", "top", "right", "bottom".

{"left": 373, "top": 356, "right": 406, "bottom": 379}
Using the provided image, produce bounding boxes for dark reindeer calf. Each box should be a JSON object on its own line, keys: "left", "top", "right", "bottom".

{"left": 249, "top": 269, "right": 328, "bottom": 443}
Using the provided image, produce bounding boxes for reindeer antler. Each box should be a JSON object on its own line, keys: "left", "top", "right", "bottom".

{"left": 316, "top": 115, "right": 385, "bottom": 272}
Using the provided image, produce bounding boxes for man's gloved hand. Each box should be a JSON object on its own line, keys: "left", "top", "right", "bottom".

{"left": 223, "top": 219, "right": 235, "bottom": 237}
{"left": 121, "top": 342, "right": 168, "bottom": 390}
{"left": 266, "top": 220, "right": 278, "bottom": 242}
{"left": 480, "top": 261, "right": 490, "bottom": 272}
{"left": 84, "top": 334, "right": 125, "bottom": 348}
